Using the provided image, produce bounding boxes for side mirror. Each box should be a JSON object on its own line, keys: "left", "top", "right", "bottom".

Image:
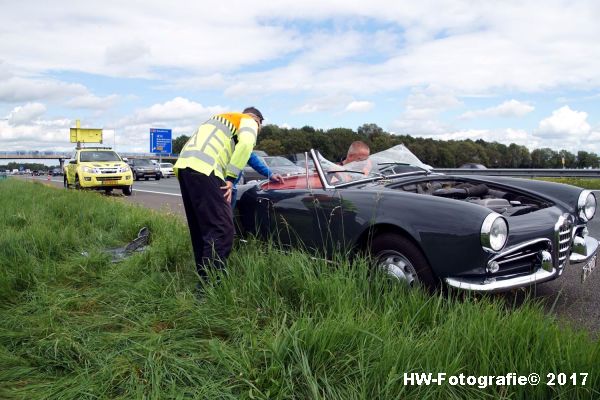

{"left": 69, "top": 160, "right": 77, "bottom": 164}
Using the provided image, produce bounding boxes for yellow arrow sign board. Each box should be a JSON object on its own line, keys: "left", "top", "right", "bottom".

{"left": 70, "top": 128, "right": 103, "bottom": 143}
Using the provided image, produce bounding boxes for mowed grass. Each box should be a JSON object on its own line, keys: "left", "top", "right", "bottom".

{"left": 1, "top": 179, "right": 599, "bottom": 399}
{"left": 535, "top": 177, "right": 600, "bottom": 190}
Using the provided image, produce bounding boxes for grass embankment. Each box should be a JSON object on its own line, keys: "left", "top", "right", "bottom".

{"left": 535, "top": 177, "right": 600, "bottom": 190}
{"left": 1, "top": 179, "right": 599, "bottom": 399}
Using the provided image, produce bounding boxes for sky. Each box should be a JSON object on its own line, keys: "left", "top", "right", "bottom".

{"left": 1, "top": 0, "right": 600, "bottom": 157}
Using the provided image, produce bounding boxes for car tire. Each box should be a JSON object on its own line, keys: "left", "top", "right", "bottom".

{"left": 64, "top": 176, "right": 69, "bottom": 188}
{"left": 371, "top": 233, "right": 438, "bottom": 290}
{"left": 122, "top": 185, "right": 132, "bottom": 196}
{"left": 155, "top": 174, "right": 160, "bottom": 181}
{"left": 105, "top": 189, "right": 113, "bottom": 195}
{"left": 133, "top": 172, "right": 139, "bottom": 181}
{"left": 74, "top": 175, "right": 81, "bottom": 190}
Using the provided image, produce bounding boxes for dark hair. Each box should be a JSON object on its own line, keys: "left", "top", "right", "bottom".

{"left": 243, "top": 106, "right": 264, "bottom": 122}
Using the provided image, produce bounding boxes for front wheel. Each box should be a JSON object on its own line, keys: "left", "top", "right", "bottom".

{"left": 122, "top": 185, "right": 132, "bottom": 196}
{"left": 371, "top": 233, "right": 438, "bottom": 290}
{"left": 155, "top": 174, "right": 161, "bottom": 181}
{"left": 74, "top": 175, "right": 81, "bottom": 190}
{"left": 63, "top": 175, "right": 69, "bottom": 188}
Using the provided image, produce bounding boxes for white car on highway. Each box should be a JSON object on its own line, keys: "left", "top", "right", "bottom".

{"left": 159, "top": 162, "right": 175, "bottom": 178}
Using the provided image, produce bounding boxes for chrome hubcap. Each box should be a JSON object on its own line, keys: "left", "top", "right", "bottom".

{"left": 377, "top": 251, "right": 418, "bottom": 286}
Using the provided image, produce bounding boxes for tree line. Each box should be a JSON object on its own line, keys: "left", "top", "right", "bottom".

{"left": 173, "top": 122, "right": 600, "bottom": 168}
{"left": 0, "top": 162, "right": 52, "bottom": 172}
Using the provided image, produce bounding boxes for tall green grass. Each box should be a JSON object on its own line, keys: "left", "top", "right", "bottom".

{"left": 1, "top": 179, "right": 599, "bottom": 399}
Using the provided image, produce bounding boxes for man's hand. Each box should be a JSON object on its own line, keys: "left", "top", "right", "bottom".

{"left": 221, "top": 181, "right": 233, "bottom": 203}
{"left": 270, "top": 173, "right": 285, "bottom": 184}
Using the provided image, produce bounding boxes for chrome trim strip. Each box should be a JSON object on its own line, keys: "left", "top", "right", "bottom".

{"left": 310, "top": 149, "right": 334, "bottom": 189}
{"left": 554, "top": 214, "right": 573, "bottom": 268}
{"left": 491, "top": 238, "right": 552, "bottom": 261}
{"left": 496, "top": 252, "right": 537, "bottom": 264}
{"left": 304, "top": 151, "right": 310, "bottom": 189}
{"left": 445, "top": 267, "right": 557, "bottom": 292}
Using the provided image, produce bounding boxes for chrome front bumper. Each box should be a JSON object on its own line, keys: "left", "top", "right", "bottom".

{"left": 445, "top": 235, "right": 599, "bottom": 292}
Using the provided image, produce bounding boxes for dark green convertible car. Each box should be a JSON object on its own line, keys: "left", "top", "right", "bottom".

{"left": 236, "top": 145, "right": 598, "bottom": 292}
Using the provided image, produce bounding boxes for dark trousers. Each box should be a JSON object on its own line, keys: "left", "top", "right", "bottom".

{"left": 178, "top": 168, "right": 233, "bottom": 281}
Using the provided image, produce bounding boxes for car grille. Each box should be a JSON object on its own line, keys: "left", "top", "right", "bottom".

{"left": 97, "top": 168, "right": 119, "bottom": 174}
{"left": 556, "top": 217, "right": 573, "bottom": 267}
{"left": 491, "top": 240, "right": 551, "bottom": 276}
{"left": 96, "top": 176, "right": 121, "bottom": 182}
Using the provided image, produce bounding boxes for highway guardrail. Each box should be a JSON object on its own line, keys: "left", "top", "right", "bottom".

{"left": 431, "top": 168, "right": 600, "bottom": 178}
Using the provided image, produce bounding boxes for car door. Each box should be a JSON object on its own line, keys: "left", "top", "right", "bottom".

{"left": 256, "top": 188, "right": 318, "bottom": 249}
{"left": 65, "top": 151, "right": 77, "bottom": 184}
{"left": 253, "top": 179, "right": 343, "bottom": 255}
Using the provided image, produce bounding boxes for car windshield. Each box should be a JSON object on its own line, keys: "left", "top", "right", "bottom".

{"left": 313, "top": 152, "right": 382, "bottom": 186}
{"left": 313, "top": 144, "right": 432, "bottom": 186}
{"left": 80, "top": 151, "right": 121, "bottom": 162}
{"left": 136, "top": 159, "right": 153, "bottom": 166}
{"left": 264, "top": 156, "right": 296, "bottom": 167}
{"left": 160, "top": 163, "right": 173, "bottom": 168}
{"left": 368, "top": 144, "right": 432, "bottom": 174}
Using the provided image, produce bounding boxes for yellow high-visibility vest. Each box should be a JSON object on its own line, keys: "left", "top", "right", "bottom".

{"left": 174, "top": 113, "right": 258, "bottom": 180}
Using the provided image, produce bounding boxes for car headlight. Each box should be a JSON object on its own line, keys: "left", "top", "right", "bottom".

{"left": 118, "top": 166, "right": 130, "bottom": 173}
{"left": 481, "top": 213, "right": 508, "bottom": 252}
{"left": 578, "top": 190, "right": 596, "bottom": 221}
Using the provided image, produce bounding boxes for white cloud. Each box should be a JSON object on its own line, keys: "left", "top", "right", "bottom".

{"left": 345, "top": 100, "right": 374, "bottom": 112}
{"left": 66, "top": 94, "right": 119, "bottom": 110}
{"left": 459, "top": 100, "right": 534, "bottom": 119}
{"left": 120, "top": 97, "right": 226, "bottom": 126}
{"left": 0, "top": 77, "right": 88, "bottom": 103}
{"left": 0, "top": 118, "right": 72, "bottom": 151}
{"left": 295, "top": 94, "right": 352, "bottom": 114}
{"left": 391, "top": 86, "right": 461, "bottom": 135}
{"left": 6, "top": 102, "right": 46, "bottom": 126}
{"left": 2, "top": 1, "right": 598, "bottom": 94}
{"left": 0, "top": 70, "right": 118, "bottom": 111}
{"left": 536, "top": 106, "right": 591, "bottom": 138}
{"left": 107, "top": 97, "right": 227, "bottom": 151}
{"left": 105, "top": 40, "right": 151, "bottom": 65}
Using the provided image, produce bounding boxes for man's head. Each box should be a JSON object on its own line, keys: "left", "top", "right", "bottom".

{"left": 243, "top": 107, "right": 264, "bottom": 127}
{"left": 343, "top": 141, "right": 370, "bottom": 164}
